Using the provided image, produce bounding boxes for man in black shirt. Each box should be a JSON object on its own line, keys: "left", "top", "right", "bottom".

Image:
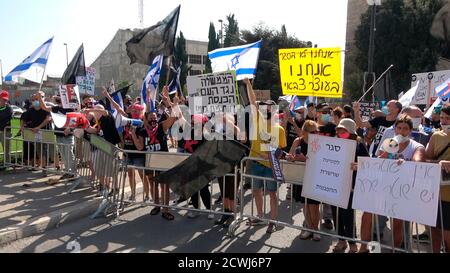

{"left": 282, "top": 106, "right": 304, "bottom": 153}
{"left": 39, "top": 95, "right": 77, "bottom": 180}
{"left": 0, "top": 90, "right": 13, "bottom": 165}
{"left": 353, "top": 100, "right": 402, "bottom": 157}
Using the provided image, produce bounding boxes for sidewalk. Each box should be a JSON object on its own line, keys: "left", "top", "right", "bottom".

{"left": 0, "top": 168, "right": 101, "bottom": 245}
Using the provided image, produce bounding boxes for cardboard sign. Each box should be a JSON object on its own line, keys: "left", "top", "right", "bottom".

{"left": 302, "top": 134, "right": 356, "bottom": 208}
{"left": 352, "top": 157, "right": 441, "bottom": 226}
{"left": 76, "top": 67, "right": 96, "bottom": 95}
{"left": 59, "top": 84, "right": 81, "bottom": 109}
{"left": 411, "top": 70, "right": 450, "bottom": 105}
{"left": 187, "top": 71, "right": 239, "bottom": 115}
{"left": 254, "top": 90, "right": 271, "bottom": 102}
{"left": 279, "top": 48, "right": 342, "bottom": 98}
{"left": 359, "top": 102, "right": 380, "bottom": 122}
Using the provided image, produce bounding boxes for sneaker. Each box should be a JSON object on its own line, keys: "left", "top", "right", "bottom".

{"left": 323, "top": 219, "right": 334, "bottom": 230}
{"left": 207, "top": 213, "right": 215, "bottom": 220}
{"left": 128, "top": 195, "right": 136, "bottom": 202}
{"left": 187, "top": 211, "right": 200, "bottom": 219}
{"left": 215, "top": 215, "right": 231, "bottom": 225}
{"left": 266, "top": 223, "right": 277, "bottom": 234}
{"left": 299, "top": 231, "right": 313, "bottom": 240}
{"left": 247, "top": 218, "right": 265, "bottom": 226}
{"left": 143, "top": 196, "right": 150, "bottom": 203}
{"left": 312, "top": 233, "right": 321, "bottom": 241}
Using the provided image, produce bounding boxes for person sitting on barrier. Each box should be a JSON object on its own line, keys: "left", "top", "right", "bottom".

{"left": 286, "top": 120, "right": 322, "bottom": 241}
{"left": 243, "top": 78, "right": 287, "bottom": 234}
{"left": 359, "top": 115, "right": 425, "bottom": 253}
{"left": 135, "top": 86, "right": 180, "bottom": 221}
{"left": 425, "top": 105, "right": 450, "bottom": 253}
{"left": 20, "top": 92, "right": 51, "bottom": 173}
{"left": 102, "top": 88, "right": 149, "bottom": 202}
{"left": 332, "top": 118, "right": 369, "bottom": 253}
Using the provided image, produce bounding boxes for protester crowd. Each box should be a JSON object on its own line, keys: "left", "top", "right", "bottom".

{"left": 1, "top": 78, "right": 450, "bottom": 253}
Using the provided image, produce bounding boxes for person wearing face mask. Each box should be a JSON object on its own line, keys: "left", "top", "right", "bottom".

{"left": 244, "top": 78, "right": 287, "bottom": 234}
{"left": 359, "top": 115, "right": 425, "bottom": 253}
{"left": 38, "top": 94, "right": 78, "bottom": 182}
{"left": 282, "top": 105, "right": 305, "bottom": 154}
{"left": 20, "top": 92, "right": 51, "bottom": 170}
{"left": 353, "top": 100, "right": 403, "bottom": 158}
{"left": 286, "top": 120, "right": 322, "bottom": 241}
{"left": 331, "top": 118, "right": 369, "bottom": 253}
{"left": 134, "top": 86, "right": 180, "bottom": 221}
{"left": 425, "top": 105, "right": 450, "bottom": 253}
{"left": 316, "top": 104, "right": 336, "bottom": 230}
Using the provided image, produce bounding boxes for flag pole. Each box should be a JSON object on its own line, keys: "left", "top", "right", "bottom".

{"left": 38, "top": 64, "right": 48, "bottom": 93}
{"left": 357, "top": 64, "right": 394, "bottom": 103}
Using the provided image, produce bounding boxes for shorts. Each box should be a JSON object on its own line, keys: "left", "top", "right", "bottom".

{"left": 436, "top": 201, "right": 450, "bottom": 231}
{"left": 126, "top": 156, "right": 145, "bottom": 167}
{"left": 218, "top": 175, "right": 240, "bottom": 200}
{"left": 249, "top": 162, "right": 278, "bottom": 192}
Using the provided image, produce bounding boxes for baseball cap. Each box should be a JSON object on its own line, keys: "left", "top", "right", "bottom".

{"left": 0, "top": 90, "right": 9, "bottom": 101}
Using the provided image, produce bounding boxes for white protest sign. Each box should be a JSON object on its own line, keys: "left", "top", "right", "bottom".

{"left": 59, "top": 84, "right": 81, "bottom": 109}
{"left": 187, "top": 71, "right": 238, "bottom": 115}
{"left": 76, "top": 67, "right": 96, "bottom": 95}
{"left": 411, "top": 70, "right": 450, "bottom": 105}
{"left": 302, "top": 134, "right": 356, "bottom": 208}
{"left": 352, "top": 157, "right": 441, "bottom": 226}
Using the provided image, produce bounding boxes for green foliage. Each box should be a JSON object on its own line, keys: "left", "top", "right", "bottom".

{"left": 206, "top": 23, "right": 220, "bottom": 73}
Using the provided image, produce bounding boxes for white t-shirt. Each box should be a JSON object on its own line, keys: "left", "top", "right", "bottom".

{"left": 397, "top": 139, "right": 424, "bottom": 161}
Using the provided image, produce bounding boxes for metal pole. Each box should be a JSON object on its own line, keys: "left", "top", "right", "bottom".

{"left": 64, "top": 43, "right": 69, "bottom": 67}
{"left": 367, "top": 4, "right": 377, "bottom": 102}
{"left": 0, "top": 59, "right": 4, "bottom": 88}
{"left": 219, "top": 19, "right": 224, "bottom": 48}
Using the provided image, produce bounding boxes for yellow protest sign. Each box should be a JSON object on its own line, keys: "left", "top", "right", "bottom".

{"left": 279, "top": 48, "right": 342, "bottom": 98}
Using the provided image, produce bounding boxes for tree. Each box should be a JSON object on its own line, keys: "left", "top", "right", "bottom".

{"left": 349, "top": 0, "right": 444, "bottom": 100}
{"left": 224, "top": 14, "right": 241, "bottom": 47}
{"left": 241, "top": 24, "right": 312, "bottom": 100}
{"left": 206, "top": 23, "right": 220, "bottom": 73}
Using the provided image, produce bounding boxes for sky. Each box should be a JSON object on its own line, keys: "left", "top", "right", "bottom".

{"left": 0, "top": 0, "right": 349, "bottom": 81}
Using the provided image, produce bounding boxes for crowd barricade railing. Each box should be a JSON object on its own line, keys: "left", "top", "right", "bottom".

{"left": 2, "top": 126, "right": 78, "bottom": 181}
{"left": 119, "top": 149, "right": 239, "bottom": 232}
{"left": 236, "top": 156, "right": 450, "bottom": 253}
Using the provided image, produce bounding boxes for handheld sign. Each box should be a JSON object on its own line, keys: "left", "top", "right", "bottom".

{"left": 302, "top": 134, "right": 356, "bottom": 208}
{"left": 352, "top": 157, "right": 441, "bottom": 226}
{"left": 59, "top": 84, "right": 81, "bottom": 109}
{"left": 187, "top": 71, "right": 239, "bottom": 115}
{"left": 76, "top": 67, "right": 96, "bottom": 95}
{"left": 279, "top": 48, "right": 342, "bottom": 98}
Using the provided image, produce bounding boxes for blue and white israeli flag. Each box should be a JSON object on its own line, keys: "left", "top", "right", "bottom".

{"left": 5, "top": 37, "right": 54, "bottom": 83}
{"left": 208, "top": 40, "right": 261, "bottom": 81}
{"left": 141, "top": 55, "right": 163, "bottom": 112}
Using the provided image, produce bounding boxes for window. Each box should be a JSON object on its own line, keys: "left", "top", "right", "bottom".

{"left": 188, "top": 55, "right": 202, "bottom": 65}
{"left": 190, "top": 70, "right": 202, "bottom": 76}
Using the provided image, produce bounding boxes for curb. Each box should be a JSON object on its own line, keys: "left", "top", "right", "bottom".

{"left": 0, "top": 198, "right": 102, "bottom": 246}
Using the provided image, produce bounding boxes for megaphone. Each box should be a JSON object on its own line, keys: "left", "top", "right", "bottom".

{"left": 51, "top": 112, "right": 89, "bottom": 129}
{"left": 115, "top": 114, "right": 143, "bottom": 128}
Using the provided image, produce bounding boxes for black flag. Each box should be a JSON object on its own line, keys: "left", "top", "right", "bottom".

{"left": 126, "top": 5, "right": 180, "bottom": 66}
{"left": 154, "top": 140, "right": 248, "bottom": 200}
{"left": 61, "top": 44, "right": 86, "bottom": 85}
{"left": 101, "top": 84, "right": 132, "bottom": 112}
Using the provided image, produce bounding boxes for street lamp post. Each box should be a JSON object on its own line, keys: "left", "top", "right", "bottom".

{"left": 64, "top": 43, "right": 69, "bottom": 67}
{"left": 0, "top": 59, "right": 3, "bottom": 88}
{"left": 218, "top": 19, "right": 224, "bottom": 48}
{"left": 365, "top": 0, "right": 381, "bottom": 102}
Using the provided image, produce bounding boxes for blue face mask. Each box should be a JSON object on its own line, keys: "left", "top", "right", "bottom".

{"left": 382, "top": 106, "right": 389, "bottom": 115}
{"left": 321, "top": 114, "right": 331, "bottom": 123}
{"left": 32, "top": 101, "right": 40, "bottom": 108}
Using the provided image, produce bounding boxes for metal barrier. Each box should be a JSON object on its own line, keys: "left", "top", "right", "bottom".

{"left": 235, "top": 156, "right": 450, "bottom": 253}
{"left": 118, "top": 149, "right": 240, "bottom": 234}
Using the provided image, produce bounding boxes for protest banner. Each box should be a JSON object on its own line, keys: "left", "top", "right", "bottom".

{"left": 59, "top": 84, "right": 81, "bottom": 109}
{"left": 269, "top": 147, "right": 285, "bottom": 182}
{"left": 302, "top": 134, "right": 356, "bottom": 208}
{"left": 279, "top": 48, "right": 342, "bottom": 98}
{"left": 352, "top": 157, "right": 441, "bottom": 226}
{"left": 359, "top": 101, "right": 380, "bottom": 122}
{"left": 76, "top": 67, "right": 96, "bottom": 95}
{"left": 187, "top": 71, "right": 239, "bottom": 115}
{"left": 411, "top": 70, "right": 450, "bottom": 105}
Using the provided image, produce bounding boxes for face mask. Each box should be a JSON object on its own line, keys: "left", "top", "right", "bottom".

{"left": 412, "top": 118, "right": 422, "bottom": 130}
{"left": 395, "top": 135, "right": 409, "bottom": 144}
{"left": 149, "top": 120, "right": 157, "bottom": 127}
{"left": 442, "top": 125, "right": 450, "bottom": 134}
{"left": 338, "top": 132, "right": 351, "bottom": 139}
{"left": 32, "top": 101, "right": 40, "bottom": 108}
{"left": 382, "top": 106, "right": 389, "bottom": 115}
{"left": 321, "top": 114, "right": 331, "bottom": 123}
